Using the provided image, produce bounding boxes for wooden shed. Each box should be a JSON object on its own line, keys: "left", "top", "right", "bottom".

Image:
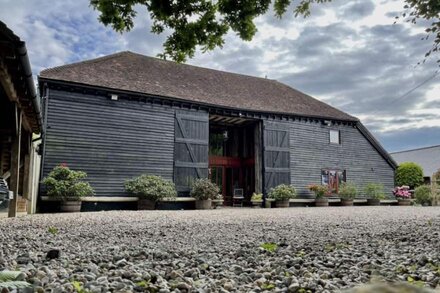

{"left": 38, "top": 51, "right": 396, "bottom": 210}
{"left": 0, "top": 21, "right": 42, "bottom": 216}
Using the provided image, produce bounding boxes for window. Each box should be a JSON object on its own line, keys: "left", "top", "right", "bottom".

{"left": 329, "top": 130, "right": 340, "bottom": 144}
{"left": 321, "top": 169, "right": 346, "bottom": 193}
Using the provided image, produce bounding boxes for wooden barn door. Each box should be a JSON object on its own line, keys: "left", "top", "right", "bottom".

{"left": 174, "top": 110, "right": 209, "bottom": 195}
{"left": 263, "top": 121, "right": 291, "bottom": 194}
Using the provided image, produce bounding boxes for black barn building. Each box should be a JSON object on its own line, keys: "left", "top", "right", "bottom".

{"left": 38, "top": 51, "right": 396, "bottom": 209}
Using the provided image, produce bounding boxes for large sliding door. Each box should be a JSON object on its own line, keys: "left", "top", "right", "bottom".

{"left": 174, "top": 110, "right": 209, "bottom": 195}
{"left": 263, "top": 121, "right": 291, "bottom": 194}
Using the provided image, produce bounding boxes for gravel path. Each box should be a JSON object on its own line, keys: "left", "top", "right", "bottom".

{"left": 1, "top": 207, "right": 440, "bottom": 292}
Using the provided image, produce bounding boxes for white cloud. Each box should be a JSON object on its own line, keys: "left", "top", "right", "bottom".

{"left": 1, "top": 0, "right": 439, "bottom": 152}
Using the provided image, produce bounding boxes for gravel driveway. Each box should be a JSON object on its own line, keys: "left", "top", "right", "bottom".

{"left": 0, "top": 207, "right": 439, "bottom": 292}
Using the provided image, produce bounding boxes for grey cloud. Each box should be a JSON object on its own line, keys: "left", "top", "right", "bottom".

{"left": 336, "top": 0, "right": 375, "bottom": 20}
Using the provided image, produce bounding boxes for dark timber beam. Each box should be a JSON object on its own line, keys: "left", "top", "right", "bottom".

{"left": 8, "top": 106, "right": 22, "bottom": 218}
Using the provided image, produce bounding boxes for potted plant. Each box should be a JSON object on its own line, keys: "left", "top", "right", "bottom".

{"left": 364, "top": 183, "right": 385, "bottom": 206}
{"left": 125, "top": 174, "right": 176, "bottom": 210}
{"left": 268, "top": 184, "right": 296, "bottom": 208}
{"left": 42, "top": 164, "right": 94, "bottom": 212}
{"left": 393, "top": 185, "right": 412, "bottom": 206}
{"left": 339, "top": 182, "right": 357, "bottom": 206}
{"left": 251, "top": 193, "right": 263, "bottom": 208}
{"left": 414, "top": 185, "right": 432, "bottom": 206}
{"left": 190, "top": 178, "right": 220, "bottom": 210}
{"left": 308, "top": 184, "right": 329, "bottom": 207}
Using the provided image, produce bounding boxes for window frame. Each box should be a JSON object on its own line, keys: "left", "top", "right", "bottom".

{"left": 321, "top": 169, "right": 346, "bottom": 194}
{"left": 329, "top": 129, "right": 341, "bottom": 145}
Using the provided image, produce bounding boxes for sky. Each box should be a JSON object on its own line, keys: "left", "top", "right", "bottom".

{"left": 1, "top": 0, "right": 439, "bottom": 153}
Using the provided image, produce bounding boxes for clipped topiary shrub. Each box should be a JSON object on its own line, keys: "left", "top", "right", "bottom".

{"left": 42, "top": 164, "right": 94, "bottom": 201}
{"left": 414, "top": 185, "right": 432, "bottom": 206}
{"left": 125, "top": 174, "right": 176, "bottom": 202}
{"left": 190, "top": 178, "right": 220, "bottom": 200}
{"left": 395, "top": 162, "right": 424, "bottom": 189}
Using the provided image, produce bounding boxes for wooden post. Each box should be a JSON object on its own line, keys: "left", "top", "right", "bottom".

{"left": 8, "top": 108, "right": 22, "bottom": 218}
{"left": 22, "top": 133, "right": 32, "bottom": 200}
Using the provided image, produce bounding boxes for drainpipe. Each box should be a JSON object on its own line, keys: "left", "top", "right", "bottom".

{"left": 16, "top": 43, "right": 43, "bottom": 133}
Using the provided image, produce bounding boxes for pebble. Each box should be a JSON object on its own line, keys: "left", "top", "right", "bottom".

{"left": 0, "top": 207, "right": 439, "bottom": 291}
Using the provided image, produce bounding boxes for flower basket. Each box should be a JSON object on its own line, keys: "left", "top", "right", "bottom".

{"left": 308, "top": 184, "right": 330, "bottom": 207}
{"left": 393, "top": 186, "right": 411, "bottom": 206}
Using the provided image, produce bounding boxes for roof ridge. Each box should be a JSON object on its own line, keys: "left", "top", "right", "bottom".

{"left": 126, "top": 51, "right": 279, "bottom": 83}
{"left": 390, "top": 144, "right": 440, "bottom": 154}
{"left": 39, "top": 51, "right": 131, "bottom": 75}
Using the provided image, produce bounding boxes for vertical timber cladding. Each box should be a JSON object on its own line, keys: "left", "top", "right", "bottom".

{"left": 174, "top": 110, "right": 209, "bottom": 195}
{"left": 263, "top": 120, "right": 291, "bottom": 194}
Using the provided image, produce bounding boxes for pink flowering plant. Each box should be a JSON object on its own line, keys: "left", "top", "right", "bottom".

{"left": 393, "top": 185, "right": 411, "bottom": 199}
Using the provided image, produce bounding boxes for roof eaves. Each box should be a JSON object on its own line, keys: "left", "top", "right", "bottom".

{"left": 38, "top": 77, "right": 360, "bottom": 123}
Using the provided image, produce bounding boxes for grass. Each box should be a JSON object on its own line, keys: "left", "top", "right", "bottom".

{"left": 260, "top": 242, "right": 278, "bottom": 252}
{"left": 48, "top": 226, "right": 58, "bottom": 235}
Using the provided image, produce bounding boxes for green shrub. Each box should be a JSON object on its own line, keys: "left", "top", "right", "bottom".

{"left": 190, "top": 178, "right": 220, "bottom": 200}
{"left": 432, "top": 169, "right": 440, "bottom": 206}
{"left": 125, "top": 174, "right": 176, "bottom": 201}
{"left": 268, "top": 184, "right": 296, "bottom": 201}
{"left": 251, "top": 193, "right": 263, "bottom": 201}
{"left": 414, "top": 185, "right": 432, "bottom": 206}
{"left": 395, "top": 162, "right": 424, "bottom": 188}
{"left": 364, "top": 183, "right": 386, "bottom": 200}
{"left": 42, "top": 164, "right": 94, "bottom": 200}
{"left": 338, "top": 182, "right": 357, "bottom": 200}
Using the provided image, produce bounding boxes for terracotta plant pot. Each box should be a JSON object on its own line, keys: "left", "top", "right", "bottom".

{"left": 60, "top": 201, "right": 81, "bottom": 213}
{"left": 315, "top": 198, "right": 329, "bottom": 207}
{"left": 275, "top": 199, "right": 290, "bottom": 208}
{"left": 195, "top": 199, "right": 212, "bottom": 210}
{"left": 367, "top": 198, "right": 380, "bottom": 206}
{"left": 138, "top": 199, "right": 156, "bottom": 210}
{"left": 341, "top": 199, "right": 354, "bottom": 206}
{"left": 398, "top": 198, "right": 411, "bottom": 206}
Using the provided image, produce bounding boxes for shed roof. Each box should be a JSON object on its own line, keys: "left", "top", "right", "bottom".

{"left": 0, "top": 21, "right": 42, "bottom": 133}
{"left": 391, "top": 145, "right": 440, "bottom": 177}
{"left": 39, "top": 51, "right": 357, "bottom": 122}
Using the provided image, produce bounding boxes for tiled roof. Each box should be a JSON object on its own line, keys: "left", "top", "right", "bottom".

{"left": 40, "top": 51, "right": 357, "bottom": 121}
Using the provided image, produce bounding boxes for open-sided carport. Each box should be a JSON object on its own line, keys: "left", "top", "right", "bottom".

{"left": 0, "top": 21, "right": 42, "bottom": 217}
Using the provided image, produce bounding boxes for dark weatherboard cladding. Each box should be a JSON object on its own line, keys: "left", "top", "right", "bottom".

{"left": 42, "top": 89, "right": 175, "bottom": 197}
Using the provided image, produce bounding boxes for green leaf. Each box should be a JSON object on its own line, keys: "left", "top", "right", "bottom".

{"left": 0, "top": 281, "right": 32, "bottom": 289}
{"left": 0, "top": 271, "right": 25, "bottom": 282}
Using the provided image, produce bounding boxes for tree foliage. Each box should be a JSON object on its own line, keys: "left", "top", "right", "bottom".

{"left": 90, "top": 0, "right": 440, "bottom": 63}
{"left": 398, "top": 0, "right": 440, "bottom": 64}
{"left": 395, "top": 162, "right": 424, "bottom": 188}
